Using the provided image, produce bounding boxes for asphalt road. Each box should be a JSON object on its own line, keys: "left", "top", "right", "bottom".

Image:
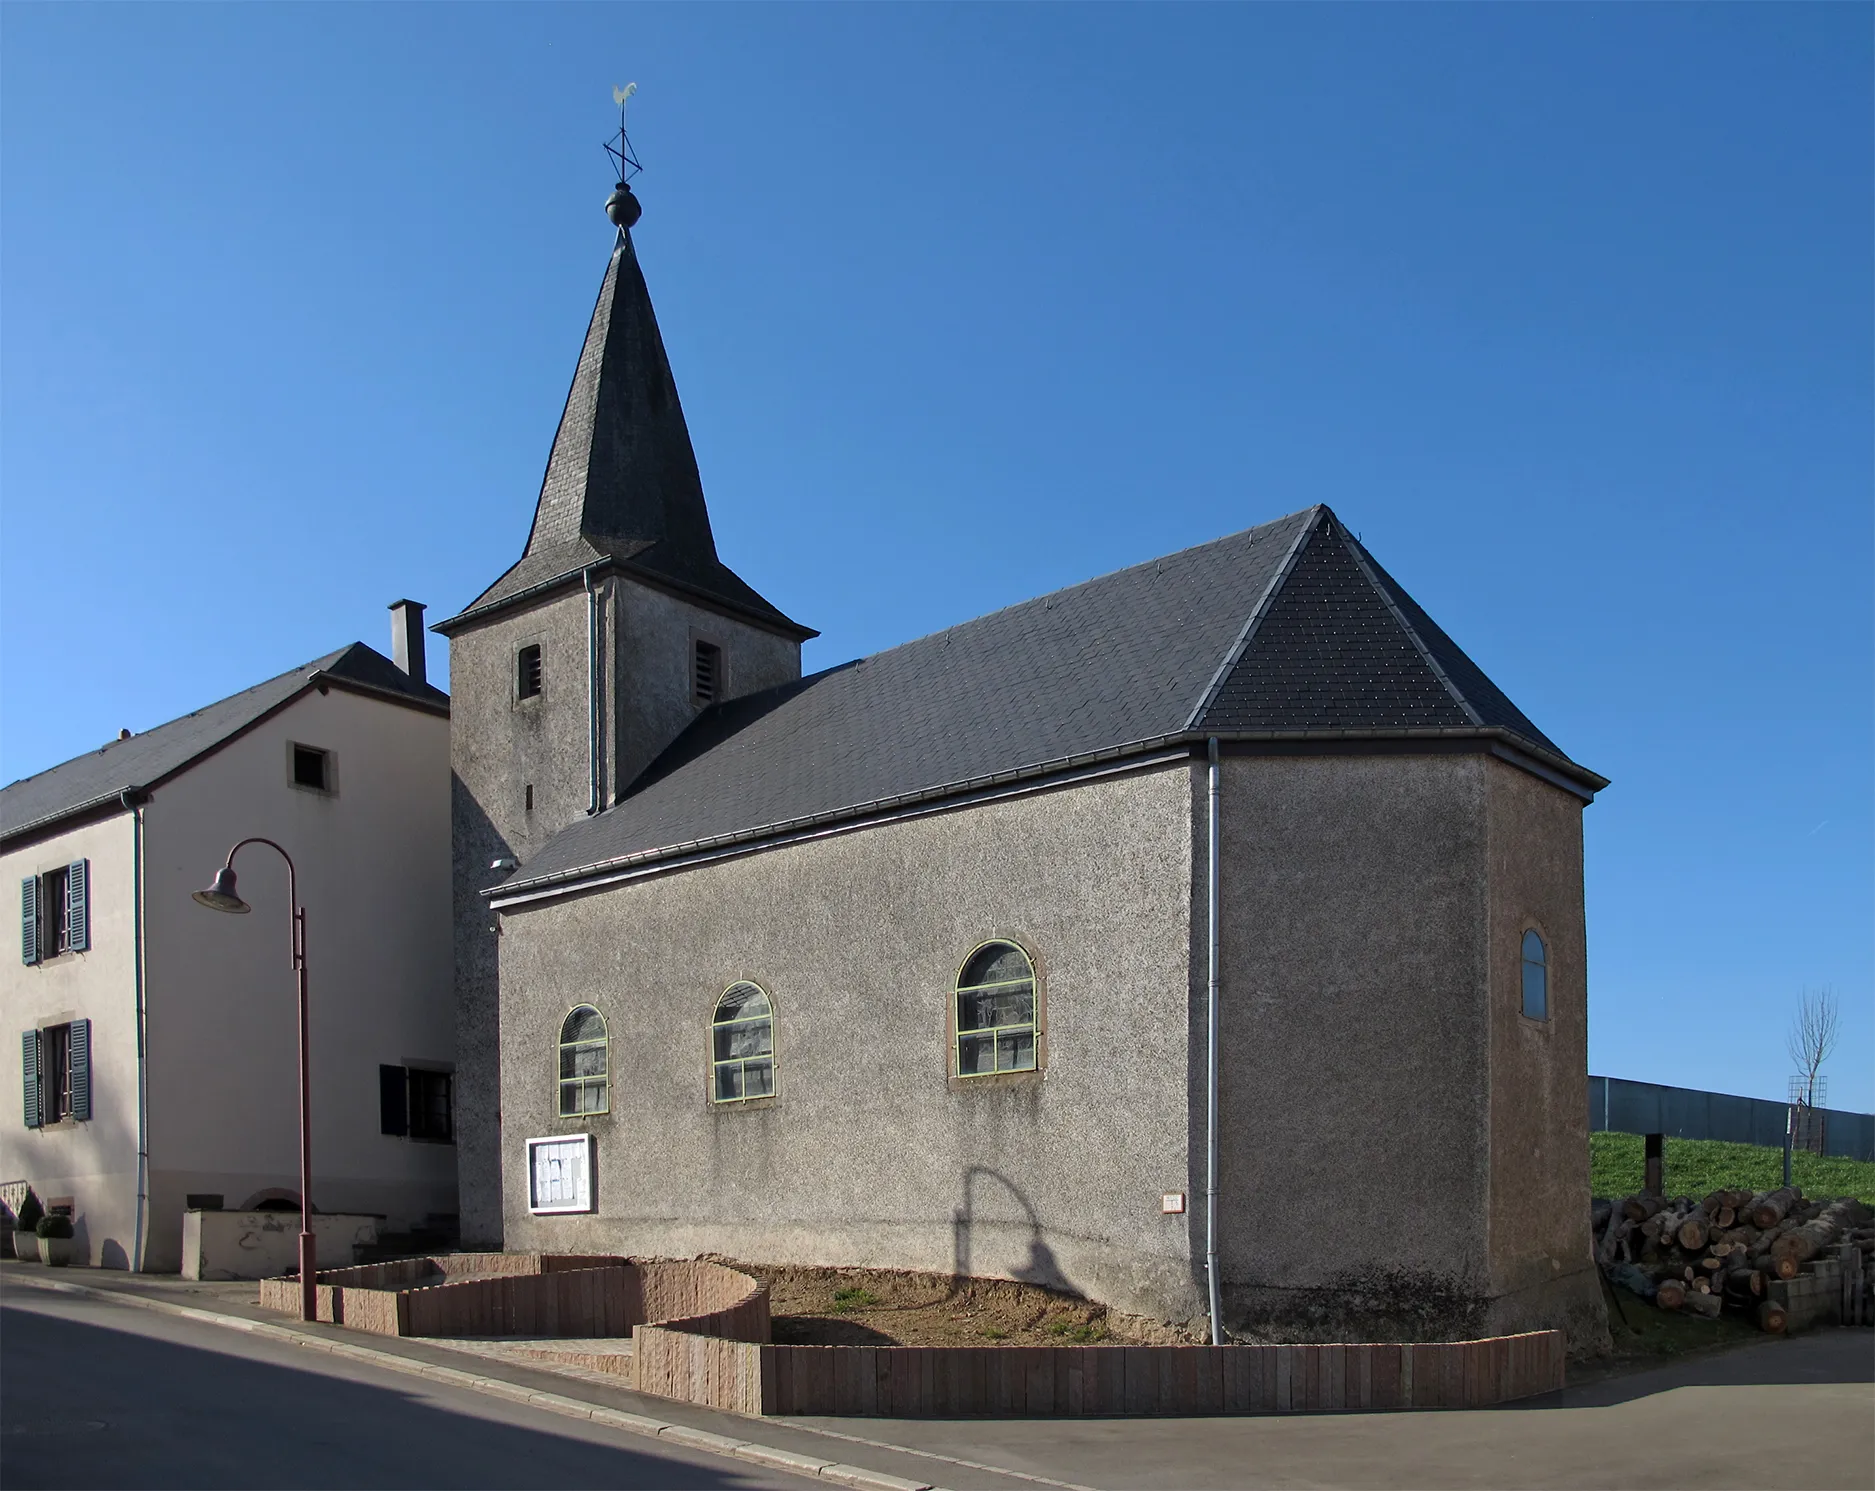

{"left": 793, "top": 1328, "right": 1875, "bottom": 1491}
{"left": 0, "top": 1291, "right": 816, "bottom": 1491}
{"left": 5, "top": 1282, "right": 1872, "bottom": 1491}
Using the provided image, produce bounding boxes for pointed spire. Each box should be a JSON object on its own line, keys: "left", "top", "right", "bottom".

{"left": 524, "top": 203, "right": 721, "bottom": 588}
{"left": 441, "top": 182, "right": 812, "bottom": 639}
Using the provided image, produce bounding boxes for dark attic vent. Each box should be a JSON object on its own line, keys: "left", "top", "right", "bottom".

{"left": 693, "top": 641, "right": 721, "bottom": 704}
{"left": 292, "top": 745, "right": 329, "bottom": 791}
{"left": 517, "top": 644, "right": 543, "bottom": 701}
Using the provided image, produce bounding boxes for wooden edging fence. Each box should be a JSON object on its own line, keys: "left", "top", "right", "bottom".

{"left": 631, "top": 1326, "right": 1568, "bottom": 1418}
{"left": 260, "top": 1255, "right": 1565, "bottom": 1418}
{"left": 258, "top": 1255, "right": 762, "bottom": 1343}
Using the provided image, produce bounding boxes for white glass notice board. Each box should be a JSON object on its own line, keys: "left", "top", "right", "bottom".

{"left": 526, "top": 1134, "right": 596, "bottom": 1214}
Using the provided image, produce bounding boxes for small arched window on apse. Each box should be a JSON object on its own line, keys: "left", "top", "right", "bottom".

{"left": 1521, "top": 931, "right": 1549, "bottom": 1021}
{"left": 712, "top": 983, "right": 775, "bottom": 1102}
{"left": 558, "top": 1005, "right": 609, "bottom": 1116}
{"left": 955, "top": 941, "right": 1038, "bottom": 1077}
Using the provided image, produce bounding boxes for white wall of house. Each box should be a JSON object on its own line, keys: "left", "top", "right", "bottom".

{"left": 138, "top": 685, "right": 454, "bottom": 1271}
{"left": 0, "top": 814, "right": 143, "bottom": 1268}
{"left": 2, "top": 680, "right": 454, "bottom": 1274}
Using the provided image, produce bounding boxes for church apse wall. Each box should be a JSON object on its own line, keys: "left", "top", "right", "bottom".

{"left": 1213, "top": 749, "right": 1600, "bottom": 1346}
{"left": 494, "top": 760, "right": 1208, "bottom": 1327}
{"left": 1214, "top": 751, "right": 1494, "bottom": 1340}
{"left": 1483, "top": 756, "right": 1606, "bottom": 1350}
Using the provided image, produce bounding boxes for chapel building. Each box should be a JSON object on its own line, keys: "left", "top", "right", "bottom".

{"left": 436, "top": 179, "right": 1611, "bottom": 1347}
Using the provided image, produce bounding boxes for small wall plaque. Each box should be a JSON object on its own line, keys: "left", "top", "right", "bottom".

{"left": 1161, "top": 1192, "right": 1186, "bottom": 1214}
{"left": 526, "top": 1134, "right": 596, "bottom": 1215}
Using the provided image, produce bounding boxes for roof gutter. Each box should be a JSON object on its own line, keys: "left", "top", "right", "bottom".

{"left": 488, "top": 723, "right": 1606, "bottom": 910}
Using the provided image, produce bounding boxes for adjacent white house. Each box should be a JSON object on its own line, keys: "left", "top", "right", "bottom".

{"left": 0, "top": 604, "right": 455, "bottom": 1271}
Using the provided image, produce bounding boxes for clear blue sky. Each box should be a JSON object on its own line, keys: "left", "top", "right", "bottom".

{"left": 4, "top": 5, "right": 1869, "bottom": 1108}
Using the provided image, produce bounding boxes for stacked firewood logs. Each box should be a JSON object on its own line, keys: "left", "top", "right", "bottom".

{"left": 1593, "top": 1188, "right": 1874, "bottom": 1332}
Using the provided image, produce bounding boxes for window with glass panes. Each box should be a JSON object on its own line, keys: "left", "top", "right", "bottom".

{"left": 557, "top": 1006, "right": 609, "bottom": 1116}
{"left": 1521, "top": 930, "right": 1549, "bottom": 1020}
{"left": 711, "top": 983, "right": 774, "bottom": 1102}
{"left": 954, "top": 942, "right": 1037, "bottom": 1077}
{"left": 408, "top": 1068, "right": 453, "bottom": 1141}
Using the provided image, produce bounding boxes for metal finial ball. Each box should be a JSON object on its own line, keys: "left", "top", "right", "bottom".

{"left": 605, "top": 184, "right": 642, "bottom": 229}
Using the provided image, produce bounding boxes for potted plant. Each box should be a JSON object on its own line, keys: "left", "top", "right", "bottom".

{"left": 36, "top": 1214, "right": 74, "bottom": 1267}
{"left": 12, "top": 1189, "right": 43, "bottom": 1263}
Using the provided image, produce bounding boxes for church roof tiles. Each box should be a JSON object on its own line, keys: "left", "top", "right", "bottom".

{"left": 437, "top": 229, "right": 812, "bottom": 640}
{"left": 500, "top": 505, "right": 1603, "bottom": 899}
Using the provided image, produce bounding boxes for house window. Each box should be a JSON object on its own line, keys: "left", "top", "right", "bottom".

{"left": 693, "top": 640, "right": 721, "bottom": 704}
{"left": 955, "top": 942, "right": 1038, "bottom": 1077}
{"left": 558, "top": 1005, "right": 609, "bottom": 1116}
{"left": 408, "top": 1069, "right": 453, "bottom": 1142}
{"left": 379, "top": 1064, "right": 454, "bottom": 1142}
{"left": 21, "top": 1019, "right": 89, "bottom": 1128}
{"left": 41, "top": 1023, "right": 72, "bottom": 1123}
{"left": 41, "top": 867, "right": 70, "bottom": 958}
{"left": 292, "top": 744, "right": 330, "bottom": 791}
{"left": 20, "top": 861, "right": 88, "bottom": 966}
{"left": 1521, "top": 930, "right": 1549, "bottom": 1020}
{"left": 711, "top": 982, "right": 774, "bottom": 1103}
{"left": 517, "top": 644, "right": 543, "bottom": 700}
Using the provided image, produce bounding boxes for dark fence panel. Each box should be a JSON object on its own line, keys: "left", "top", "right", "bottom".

{"left": 1589, "top": 1076, "right": 1874, "bottom": 1162}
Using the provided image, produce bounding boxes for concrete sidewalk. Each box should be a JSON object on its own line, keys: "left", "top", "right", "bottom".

{"left": 5, "top": 1262, "right": 1870, "bottom": 1491}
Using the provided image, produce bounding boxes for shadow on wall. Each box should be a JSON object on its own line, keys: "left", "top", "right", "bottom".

{"left": 452, "top": 773, "right": 511, "bottom": 1251}
{"left": 952, "top": 1165, "right": 1080, "bottom": 1296}
{"left": 239, "top": 1189, "right": 309, "bottom": 1212}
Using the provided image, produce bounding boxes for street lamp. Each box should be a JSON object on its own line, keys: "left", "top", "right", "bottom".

{"left": 192, "top": 838, "right": 316, "bottom": 1323}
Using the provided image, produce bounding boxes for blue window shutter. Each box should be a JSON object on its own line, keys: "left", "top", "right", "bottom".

{"left": 69, "top": 1020, "right": 91, "bottom": 1122}
{"left": 21, "top": 1030, "right": 41, "bottom": 1129}
{"left": 379, "top": 1065, "right": 408, "bottom": 1136}
{"left": 66, "top": 861, "right": 89, "bottom": 953}
{"left": 21, "top": 878, "right": 38, "bottom": 966}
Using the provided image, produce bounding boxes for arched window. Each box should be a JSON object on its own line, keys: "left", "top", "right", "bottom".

{"left": 1521, "top": 931, "right": 1548, "bottom": 1020}
{"left": 955, "top": 942, "right": 1037, "bottom": 1077}
{"left": 711, "top": 983, "right": 774, "bottom": 1102}
{"left": 558, "top": 1005, "right": 609, "bottom": 1116}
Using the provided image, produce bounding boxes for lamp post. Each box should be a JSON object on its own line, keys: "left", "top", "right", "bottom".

{"left": 193, "top": 838, "right": 315, "bottom": 1322}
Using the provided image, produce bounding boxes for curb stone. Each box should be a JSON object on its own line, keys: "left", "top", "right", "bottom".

{"left": 2, "top": 1272, "right": 947, "bottom": 1490}
{"left": 820, "top": 1469, "right": 937, "bottom": 1491}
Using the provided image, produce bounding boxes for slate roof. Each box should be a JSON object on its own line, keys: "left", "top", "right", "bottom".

{"left": 437, "top": 225, "right": 812, "bottom": 640}
{"left": 500, "top": 505, "right": 1602, "bottom": 897}
{"left": 0, "top": 644, "right": 448, "bottom": 845}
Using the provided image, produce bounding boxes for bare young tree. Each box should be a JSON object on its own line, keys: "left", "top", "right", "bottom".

{"left": 1786, "top": 986, "right": 1840, "bottom": 1108}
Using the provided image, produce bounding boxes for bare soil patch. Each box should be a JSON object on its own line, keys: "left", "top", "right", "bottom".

{"left": 714, "top": 1258, "right": 1201, "bottom": 1348}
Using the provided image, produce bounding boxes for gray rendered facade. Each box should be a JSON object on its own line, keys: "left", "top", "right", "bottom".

{"left": 444, "top": 189, "right": 1608, "bottom": 1345}
{"left": 446, "top": 575, "right": 803, "bottom": 1248}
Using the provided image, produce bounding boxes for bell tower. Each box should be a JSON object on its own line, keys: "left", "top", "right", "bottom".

{"left": 434, "top": 133, "right": 815, "bottom": 1246}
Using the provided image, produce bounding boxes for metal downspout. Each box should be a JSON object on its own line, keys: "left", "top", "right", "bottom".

{"left": 584, "top": 568, "right": 601, "bottom": 814}
{"left": 1205, "top": 736, "right": 1223, "bottom": 1344}
{"left": 123, "top": 790, "right": 149, "bottom": 1272}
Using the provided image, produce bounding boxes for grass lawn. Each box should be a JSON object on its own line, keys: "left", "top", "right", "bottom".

{"left": 1590, "top": 1131, "right": 1875, "bottom": 1204}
